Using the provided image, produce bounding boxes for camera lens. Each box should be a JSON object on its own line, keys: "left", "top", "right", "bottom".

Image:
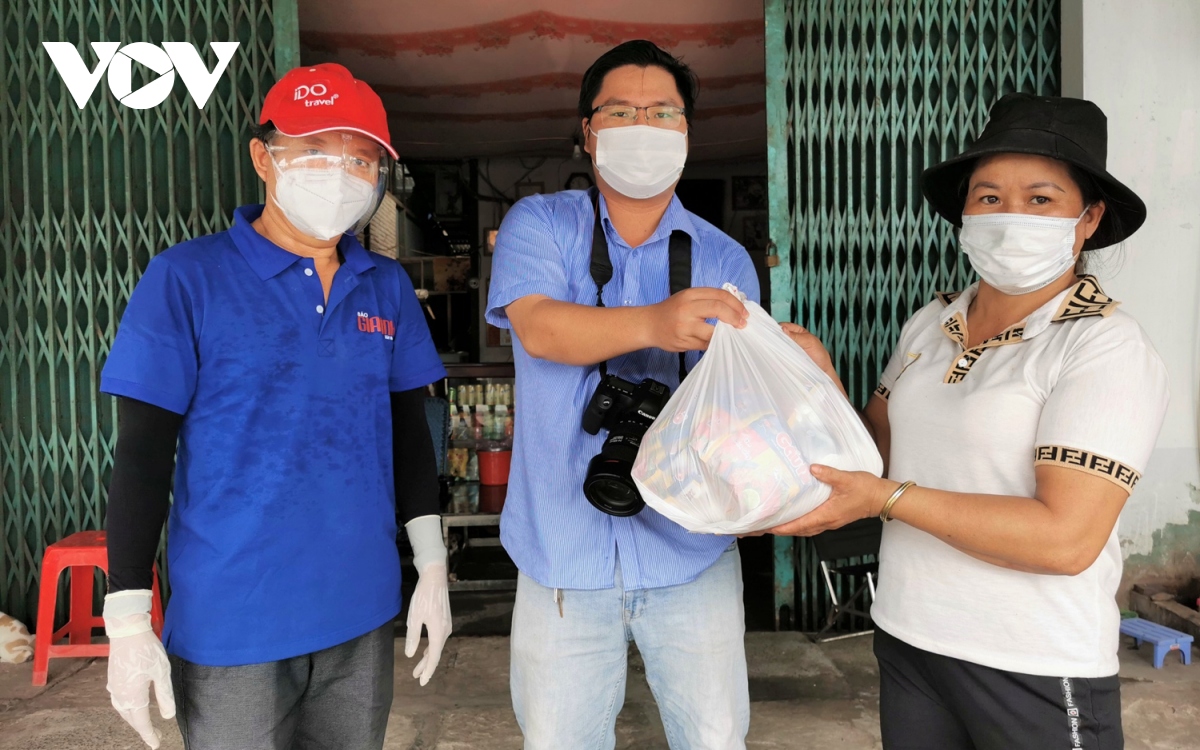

{"left": 583, "top": 468, "right": 644, "bottom": 516}
{"left": 583, "top": 419, "right": 647, "bottom": 516}
{"left": 581, "top": 376, "right": 670, "bottom": 516}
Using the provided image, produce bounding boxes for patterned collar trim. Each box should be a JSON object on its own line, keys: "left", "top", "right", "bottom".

{"left": 940, "top": 311, "right": 1025, "bottom": 350}
{"left": 935, "top": 275, "right": 1120, "bottom": 335}
{"left": 939, "top": 312, "right": 1026, "bottom": 383}
{"left": 935, "top": 290, "right": 962, "bottom": 307}
{"left": 1050, "top": 275, "right": 1121, "bottom": 322}
{"left": 933, "top": 276, "right": 1119, "bottom": 384}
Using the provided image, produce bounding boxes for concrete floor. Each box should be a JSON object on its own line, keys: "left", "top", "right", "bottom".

{"left": 0, "top": 632, "right": 1196, "bottom": 750}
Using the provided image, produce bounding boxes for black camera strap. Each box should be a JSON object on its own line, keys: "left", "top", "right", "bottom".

{"left": 588, "top": 187, "right": 691, "bottom": 383}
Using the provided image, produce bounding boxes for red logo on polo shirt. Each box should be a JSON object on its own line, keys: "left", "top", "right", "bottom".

{"left": 357, "top": 311, "right": 394, "bottom": 341}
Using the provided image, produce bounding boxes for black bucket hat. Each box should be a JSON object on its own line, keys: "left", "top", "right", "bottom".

{"left": 921, "top": 93, "right": 1146, "bottom": 250}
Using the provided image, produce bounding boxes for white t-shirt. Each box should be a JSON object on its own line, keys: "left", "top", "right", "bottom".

{"left": 869, "top": 275, "right": 1169, "bottom": 678}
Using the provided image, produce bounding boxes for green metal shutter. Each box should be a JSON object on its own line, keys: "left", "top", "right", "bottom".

{"left": 0, "top": 0, "right": 299, "bottom": 625}
{"left": 765, "top": 0, "right": 1061, "bottom": 631}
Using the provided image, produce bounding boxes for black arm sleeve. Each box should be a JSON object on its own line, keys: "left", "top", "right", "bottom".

{"left": 392, "top": 388, "right": 441, "bottom": 524}
{"left": 106, "top": 397, "right": 183, "bottom": 592}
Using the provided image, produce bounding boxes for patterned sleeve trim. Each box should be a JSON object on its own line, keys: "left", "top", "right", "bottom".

{"left": 874, "top": 383, "right": 891, "bottom": 401}
{"left": 1034, "top": 445, "right": 1141, "bottom": 491}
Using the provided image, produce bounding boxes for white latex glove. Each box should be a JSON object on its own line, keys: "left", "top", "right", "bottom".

{"left": 103, "top": 590, "right": 175, "bottom": 749}
{"left": 404, "top": 515, "right": 452, "bottom": 686}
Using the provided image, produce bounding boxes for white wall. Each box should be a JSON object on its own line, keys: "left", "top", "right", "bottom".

{"left": 1065, "top": 0, "right": 1200, "bottom": 560}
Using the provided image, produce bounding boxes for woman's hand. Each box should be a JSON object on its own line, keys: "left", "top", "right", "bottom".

{"left": 767, "top": 465, "right": 899, "bottom": 537}
{"left": 780, "top": 324, "right": 846, "bottom": 398}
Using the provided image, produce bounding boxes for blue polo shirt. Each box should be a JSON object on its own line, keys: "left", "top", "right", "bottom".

{"left": 486, "top": 190, "right": 760, "bottom": 591}
{"left": 101, "top": 204, "right": 446, "bottom": 666}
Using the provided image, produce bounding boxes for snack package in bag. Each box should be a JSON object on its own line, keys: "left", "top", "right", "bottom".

{"left": 632, "top": 284, "right": 883, "bottom": 534}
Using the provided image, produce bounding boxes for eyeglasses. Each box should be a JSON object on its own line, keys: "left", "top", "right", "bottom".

{"left": 590, "top": 105, "right": 686, "bottom": 130}
{"left": 266, "top": 143, "right": 386, "bottom": 181}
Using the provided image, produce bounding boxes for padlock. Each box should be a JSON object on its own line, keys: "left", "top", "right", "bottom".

{"left": 765, "top": 239, "right": 780, "bottom": 268}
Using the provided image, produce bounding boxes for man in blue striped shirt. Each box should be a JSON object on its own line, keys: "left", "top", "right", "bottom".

{"left": 486, "top": 41, "right": 761, "bottom": 750}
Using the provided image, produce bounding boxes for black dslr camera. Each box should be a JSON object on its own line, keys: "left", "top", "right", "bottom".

{"left": 581, "top": 374, "right": 671, "bottom": 516}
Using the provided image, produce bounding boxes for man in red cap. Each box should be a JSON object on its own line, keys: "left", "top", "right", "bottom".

{"left": 98, "top": 63, "right": 452, "bottom": 749}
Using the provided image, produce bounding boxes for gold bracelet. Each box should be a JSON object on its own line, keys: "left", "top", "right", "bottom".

{"left": 879, "top": 480, "right": 916, "bottom": 523}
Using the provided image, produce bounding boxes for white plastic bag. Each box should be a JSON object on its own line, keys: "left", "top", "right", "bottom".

{"left": 632, "top": 285, "right": 883, "bottom": 534}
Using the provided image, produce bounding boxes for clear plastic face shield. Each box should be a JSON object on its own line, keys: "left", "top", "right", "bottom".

{"left": 264, "top": 131, "right": 390, "bottom": 241}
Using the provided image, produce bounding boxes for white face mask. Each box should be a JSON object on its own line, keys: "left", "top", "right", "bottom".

{"left": 959, "top": 210, "right": 1087, "bottom": 295}
{"left": 271, "top": 163, "right": 378, "bottom": 242}
{"left": 592, "top": 125, "right": 687, "bottom": 199}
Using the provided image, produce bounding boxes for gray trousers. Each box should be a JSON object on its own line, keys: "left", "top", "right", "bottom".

{"left": 170, "top": 621, "right": 395, "bottom": 750}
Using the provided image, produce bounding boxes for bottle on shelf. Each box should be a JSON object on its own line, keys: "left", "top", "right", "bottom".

{"left": 466, "top": 450, "right": 479, "bottom": 482}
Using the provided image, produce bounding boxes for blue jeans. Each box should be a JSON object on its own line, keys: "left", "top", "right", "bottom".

{"left": 510, "top": 543, "right": 749, "bottom": 750}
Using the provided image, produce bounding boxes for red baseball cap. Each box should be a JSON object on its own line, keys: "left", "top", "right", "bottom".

{"left": 260, "top": 63, "right": 397, "bottom": 159}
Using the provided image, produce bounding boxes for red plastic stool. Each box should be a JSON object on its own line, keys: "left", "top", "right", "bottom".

{"left": 32, "top": 530, "right": 164, "bottom": 686}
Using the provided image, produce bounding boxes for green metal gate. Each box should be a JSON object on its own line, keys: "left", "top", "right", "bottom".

{"left": 765, "top": 0, "right": 1061, "bottom": 631}
{"left": 0, "top": 0, "right": 299, "bottom": 626}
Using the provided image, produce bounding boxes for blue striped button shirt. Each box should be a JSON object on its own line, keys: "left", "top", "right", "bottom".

{"left": 486, "top": 190, "right": 761, "bottom": 591}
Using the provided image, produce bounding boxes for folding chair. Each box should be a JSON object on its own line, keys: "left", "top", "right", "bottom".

{"left": 810, "top": 517, "right": 882, "bottom": 642}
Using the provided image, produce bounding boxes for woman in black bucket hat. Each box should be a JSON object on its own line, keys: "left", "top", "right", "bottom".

{"left": 922, "top": 93, "right": 1147, "bottom": 250}
{"left": 770, "top": 93, "right": 1170, "bottom": 748}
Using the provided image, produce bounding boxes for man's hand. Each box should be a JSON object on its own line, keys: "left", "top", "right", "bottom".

{"left": 646, "top": 287, "right": 749, "bottom": 352}
{"left": 103, "top": 591, "right": 174, "bottom": 749}
{"left": 505, "top": 287, "right": 748, "bottom": 366}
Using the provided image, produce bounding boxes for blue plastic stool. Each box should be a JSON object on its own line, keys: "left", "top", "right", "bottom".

{"left": 1120, "top": 618, "right": 1194, "bottom": 668}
